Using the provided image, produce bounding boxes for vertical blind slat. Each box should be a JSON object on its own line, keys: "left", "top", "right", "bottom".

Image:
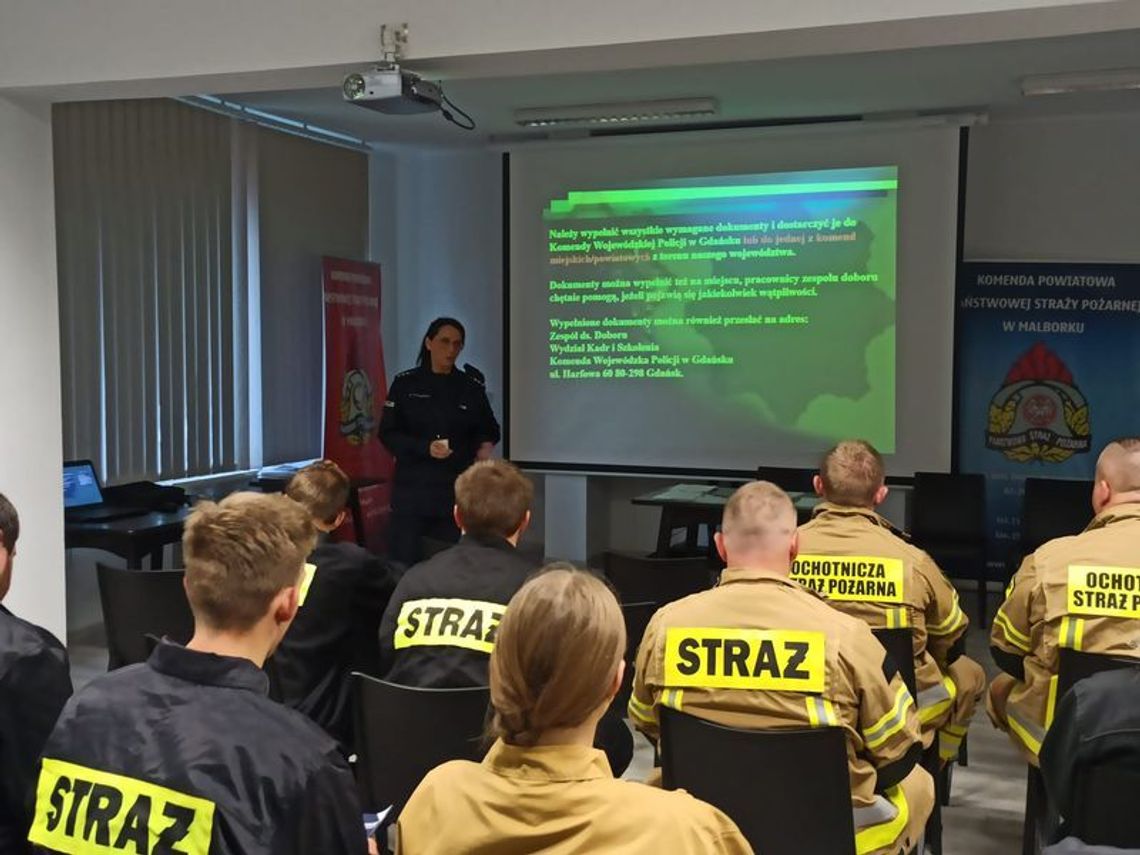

{"left": 55, "top": 99, "right": 245, "bottom": 482}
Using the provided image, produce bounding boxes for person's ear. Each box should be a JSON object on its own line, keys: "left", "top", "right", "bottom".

{"left": 0, "top": 545, "right": 12, "bottom": 601}
{"left": 714, "top": 530, "right": 728, "bottom": 564}
{"left": 1092, "top": 480, "right": 1111, "bottom": 514}
{"left": 333, "top": 509, "right": 347, "bottom": 530}
{"left": 514, "top": 510, "right": 532, "bottom": 539}
{"left": 453, "top": 505, "right": 465, "bottom": 533}
{"left": 812, "top": 474, "right": 825, "bottom": 498}
{"left": 873, "top": 484, "right": 889, "bottom": 506}
{"left": 789, "top": 529, "right": 800, "bottom": 563}
{"left": 273, "top": 586, "right": 300, "bottom": 628}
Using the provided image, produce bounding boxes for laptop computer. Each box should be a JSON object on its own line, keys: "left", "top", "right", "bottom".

{"left": 63, "top": 460, "right": 148, "bottom": 523}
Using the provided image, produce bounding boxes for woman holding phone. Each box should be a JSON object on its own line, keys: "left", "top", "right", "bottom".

{"left": 379, "top": 317, "right": 500, "bottom": 566}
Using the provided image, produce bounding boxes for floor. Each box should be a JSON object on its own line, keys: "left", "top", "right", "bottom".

{"left": 68, "top": 617, "right": 1027, "bottom": 855}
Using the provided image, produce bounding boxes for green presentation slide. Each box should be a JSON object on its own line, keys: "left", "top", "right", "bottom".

{"left": 540, "top": 166, "right": 898, "bottom": 452}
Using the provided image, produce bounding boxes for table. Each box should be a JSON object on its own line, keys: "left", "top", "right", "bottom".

{"left": 65, "top": 507, "right": 193, "bottom": 569}
{"left": 633, "top": 484, "right": 818, "bottom": 557}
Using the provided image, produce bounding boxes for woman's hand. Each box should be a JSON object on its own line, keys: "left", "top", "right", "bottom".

{"left": 476, "top": 442, "right": 495, "bottom": 461}
{"left": 429, "top": 439, "right": 453, "bottom": 459}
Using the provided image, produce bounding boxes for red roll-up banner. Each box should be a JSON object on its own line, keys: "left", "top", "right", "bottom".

{"left": 322, "top": 257, "right": 393, "bottom": 548}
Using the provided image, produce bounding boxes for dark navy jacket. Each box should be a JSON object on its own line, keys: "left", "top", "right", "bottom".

{"left": 30, "top": 642, "right": 366, "bottom": 854}
{"left": 268, "top": 540, "right": 398, "bottom": 749}
{"left": 378, "top": 534, "right": 536, "bottom": 687}
{"left": 0, "top": 605, "right": 72, "bottom": 854}
{"left": 378, "top": 366, "right": 500, "bottom": 514}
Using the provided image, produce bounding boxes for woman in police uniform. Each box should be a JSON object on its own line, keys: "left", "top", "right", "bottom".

{"left": 396, "top": 566, "right": 752, "bottom": 855}
{"left": 379, "top": 317, "right": 500, "bottom": 566}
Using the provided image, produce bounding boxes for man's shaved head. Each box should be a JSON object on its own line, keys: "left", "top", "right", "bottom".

{"left": 1091, "top": 438, "right": 1140, "bottom": 516}
{"left": 818, "top": 440, "right": 885, "bottom": 507}
{"left": 718, "top": 481, "right": 797, "bottom": 569}
{"left": 1095, "top": 438, "right": 1140, "bottom": 493}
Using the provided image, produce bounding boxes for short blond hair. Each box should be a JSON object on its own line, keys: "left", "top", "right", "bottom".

{"left": 285, "top": 460, "right": 350, "bottom": 525}
{"left": 819, "top": 440, "right": 885, "bottom": 507}
{"left": 455, "top": 460, "right": 533, "bottom": 539}
{"left": 721, "top": 481, "right": 796, "bottom": 546}
{"left": 183, "top": 492, "right": 317, "bottom": 631}
{"left": 489, "top": 565, "right": 624, "bottom": 747}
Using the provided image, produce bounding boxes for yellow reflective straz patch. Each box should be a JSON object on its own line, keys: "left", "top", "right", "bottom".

{"left": 663, "top": 627, "right": 826, "bottom": 692}
{"left": 29, "top": 758, "right": 215, "bottom": 855}
{"left": 791, "top": 555, "right": 906, "bottom": 604}
{"left": 1067, "top": 565, "right": 1140, "bottom": 618}
{"left": 394, "top": 597, "right": 505, "bottom": 654}
{"left": 297, "top": 563, "right": 318, "bottom": 607}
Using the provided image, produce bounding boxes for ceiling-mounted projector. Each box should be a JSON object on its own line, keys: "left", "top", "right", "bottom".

{"left": 342, "top": 67, "right": 442, "bottom": 115}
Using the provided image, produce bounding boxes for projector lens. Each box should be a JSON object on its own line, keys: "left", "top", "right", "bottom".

{"left": 343, "top": 74, "right": 366, "bottom": 100}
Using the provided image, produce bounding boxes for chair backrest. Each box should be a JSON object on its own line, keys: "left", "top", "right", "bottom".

{"left": 660, "top": 708, "right": 856, "bottom": 855}
{"left": 872, "top": 627, "right": 916, "bottom": 697}
{"left": 96, "top": 563, "right": 194, "bottom": 670}
{"left": 1020, "top": 478, "right": 1093, "bottom": 554}
{"left": 1057, "top": 648, "right": 1140, "bottom": 699}
{"left": 351, "top": 673, "right": 490, "bottom": 814}
{"left": 755, "top": 466, "right": 815, "bottom": 494}
{"left": 912, "top": 472, "right": 986, "bottom": 543}
{"left": 610, "top": 601, "right": 657, "bottom": 716}
{"left": 1070, "top": 757, "right": 1140, "bottom": 847}
{"left": 603, "top": 552, "right": 712, "bottom": 605}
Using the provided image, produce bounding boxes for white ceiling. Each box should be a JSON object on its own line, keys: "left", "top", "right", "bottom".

{"left": 226, "top": 28, "right": 1140, "bottom": 148}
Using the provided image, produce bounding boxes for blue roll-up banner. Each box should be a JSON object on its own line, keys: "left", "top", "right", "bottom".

{"left": 956, "top": 261, "right": 1140, "bottom": 571}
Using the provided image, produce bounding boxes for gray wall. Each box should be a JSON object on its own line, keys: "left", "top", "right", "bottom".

{"left": 374, "top": 108, "right": 1140, "bottom": 560}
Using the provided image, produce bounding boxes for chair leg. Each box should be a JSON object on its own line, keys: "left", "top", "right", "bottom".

{"left": 1023, "top": 766, "right": 1044, "bottom": 855}
{"left": 940, "top": 761, "right": 953, "bottom": 807}
{"left": 924, "top": 744, "right": 943, "bottom": 855}
{"left": 978, "top": 568, "right": 988, "bottom": 628}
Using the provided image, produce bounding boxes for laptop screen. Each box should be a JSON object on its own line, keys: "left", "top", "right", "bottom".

{"left": 63, "top": 461, "right": 103, "bottom": 509}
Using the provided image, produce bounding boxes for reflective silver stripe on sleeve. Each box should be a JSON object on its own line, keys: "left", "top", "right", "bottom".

{"left": 852, "top": 794, "right": 901, "bottom": 830}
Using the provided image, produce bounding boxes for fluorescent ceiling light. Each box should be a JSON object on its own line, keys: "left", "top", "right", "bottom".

{"left": 514, "top": 97, "right": 718, "bottom": 128}
{"left": 1021, "top": 68, "right": 1140, "bottom": 97}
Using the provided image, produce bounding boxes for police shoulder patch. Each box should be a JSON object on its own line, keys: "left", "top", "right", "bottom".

{"left": 29, "top": 758, "right": 215, "bottom": 855}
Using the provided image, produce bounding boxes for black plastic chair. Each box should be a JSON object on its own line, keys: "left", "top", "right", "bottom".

{"left": 1009, "top": 478, "right": 1093, "bottom": 580}
{"left": 660, "top": 707, "right": 856, "bottom": 855}
{"left": 1069, "top": 764, "right": 1140, "bottom": 848}
{"left": 1022, "top": 649, "right": 1140, "bottom": 855}
{"left": 96, "top": 563, "right": 194, "bottom": 670}
{"left": 872, "top": 628, "right": 916, "bottom": 696}
{"left": 911, "top": 473, "right": 987, "bottom": 625}
{"left": 755, "top": 466, "right": 815, "bottom": 494}
{"left": 610, "top": 601, "right": 656, "bottom": 718}
{"left": 603, "top": 551, "right": 712, "bottom": 606}
{"left": 351, "top": 673, "right": 490, "bottom": 815}
{"left": 873, "top": 628, "right": 942, "bottom": 853}
{"left": 1020, "top": 478, "right": 1093, "bottom": 555}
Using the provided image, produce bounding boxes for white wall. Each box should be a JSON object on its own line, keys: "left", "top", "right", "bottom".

{"left": 370, "top": 148, "right": 504, "bottom": 421}
{"left": 965, "top": 111, "right": 1140, "bottom": 262}
{"left": 1, "top": 1, "right": 1134, "bottom": 97}
{"left": 0, "top": 95, "right": 65, "bottom": 640}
